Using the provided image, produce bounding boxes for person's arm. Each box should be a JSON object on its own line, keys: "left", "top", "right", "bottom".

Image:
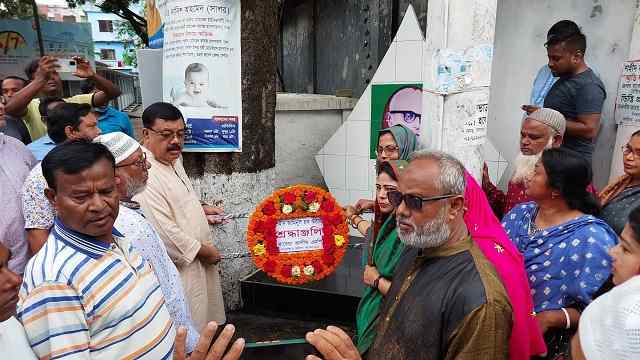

{"left": 135, "top": 184, "right": 205, "bottom": 267}
{"left": 362, "top": 265, "right": 391, "bottom": 296}
{"left": 5, "top": 57, "right": 58, "bottom": 117}
{"left": 348, "top": 214, "right": 370, "bottom": 237}
{"left": 71, "top": 57, "right": 121, "bottom": 107}
{"left": 564, "top": 114, "right": 600, "bottom": 140}
{"left": 17, "top": 282, "right": 90, "bottom": 359}
{"left": 26, "top": 229, "right": 50, "bottom": 254}
{"left": 173, "top": 323, "right": 244, "bottom": 360}
{"left": 197, "top": 243, "right": 221, "bottom": 265}
{"left": 566, "top": 82, "right": 606, "bottom": 140}
{"left": 305, "top": 326, "right": 362, "bottom": 360}
{"left": 536, "top": 308, "right": 581, "bottom": 334}
{"left": 482, "top": 163, "right": 507, "bottom": 218}
{"left": 21, "top": 172, "right": 55, "bottom": 254}
{"left": 444, "top": 302, "right": 512, "bottom": 360}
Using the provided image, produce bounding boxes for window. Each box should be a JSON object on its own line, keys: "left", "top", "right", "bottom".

{"left": 98, "top": 20, "right": 113, "bottom": 32}
{"left": 100, "top": 49, "right": 116, "bottom": 60}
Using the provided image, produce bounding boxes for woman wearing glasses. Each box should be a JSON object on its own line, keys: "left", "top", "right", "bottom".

{"left": 599, "top": 130, "right": 640, "bottom": 235}
{"left": 354, "top": 160, "right": 407, "bottom": 356}
{"left": 501, "top": 148, "right": 617, "bottom": 359}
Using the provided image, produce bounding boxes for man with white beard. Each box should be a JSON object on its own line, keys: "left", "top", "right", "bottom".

{"left": 365, "top": 150, "right": 511, "bottom": 359}
{"left": 483, "top": 108, "right": 566, "bottom": 218}
{"left": 94, "top": 132, "right": 201, "bottom": 353}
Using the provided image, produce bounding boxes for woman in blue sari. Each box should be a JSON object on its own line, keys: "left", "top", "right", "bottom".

{"left": 502, "top": 148, "right": 617, "bottom": 358}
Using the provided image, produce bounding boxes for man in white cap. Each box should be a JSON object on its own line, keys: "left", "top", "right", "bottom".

{"left": 482, "top": 108, "right": 567, "bottom": 218}
{"left": 93, "top": 132, "right": 200, "bottom": 352}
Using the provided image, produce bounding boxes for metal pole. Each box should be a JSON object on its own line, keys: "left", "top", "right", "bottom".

{"left": 31, "top": 0, "right": 45, "bottom": 56}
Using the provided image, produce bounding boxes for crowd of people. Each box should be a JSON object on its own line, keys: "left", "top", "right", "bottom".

{"left": 1, "top": 18, "right": 640, "bottom": 360}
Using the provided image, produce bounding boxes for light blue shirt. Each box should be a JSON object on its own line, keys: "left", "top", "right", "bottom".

{"left": 26, "top": 135, "right": 55, "bottom": 162}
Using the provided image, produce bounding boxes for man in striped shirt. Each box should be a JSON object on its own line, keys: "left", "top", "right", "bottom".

{"left": 17, "top": 140, "right": 175, "bottom": 359}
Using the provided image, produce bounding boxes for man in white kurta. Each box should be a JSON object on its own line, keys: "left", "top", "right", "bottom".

{"left": 134, "top": 102, "right": 226, "bottom": 330}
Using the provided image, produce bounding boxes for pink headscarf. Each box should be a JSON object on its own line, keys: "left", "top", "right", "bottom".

{"left": 463, "top": 171, "right": 546, "bottom": 359}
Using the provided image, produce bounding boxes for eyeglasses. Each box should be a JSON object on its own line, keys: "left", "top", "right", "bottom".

{"left": 622, "top": 144, "right": 640, "bottom": 159}
{"left": 116, "top": 152, "right": 147, "bottom": 169}
{"left": 388, "top": 110, "right": 421, "bottom": 124}
{"left": 146, "top": 127, "right": 186, "bottom": 141}
{"left": 387, "top": 190, "right": 457, "bottom": 210}
{"left": 376, "top": 145, "right": 399, "bottom": 156}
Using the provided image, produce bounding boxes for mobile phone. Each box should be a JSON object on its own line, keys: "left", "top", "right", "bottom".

{"left": 56, "top": 58, "right": 77, "bottom": 73}
{"left": 241, "top": 338, "right": 320, "bottom": 359}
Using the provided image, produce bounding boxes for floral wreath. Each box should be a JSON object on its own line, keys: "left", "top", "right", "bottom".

{"left": 247, "top": 185, "right": 349, "bottom": 285}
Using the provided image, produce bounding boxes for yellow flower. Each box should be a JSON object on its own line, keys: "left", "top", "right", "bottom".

{"left": 334, "top": 235, "right": 346, "bottom": 247}
{"left": 253, "top": 243, "right": 266, "bottom": 256}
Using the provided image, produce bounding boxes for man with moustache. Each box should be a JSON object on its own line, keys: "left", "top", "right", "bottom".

{"left": 94, "top": 132, "right": 200, "bottom": 353}
{"left": 134, "top": 102, "right": 226, "bottom": 331}
{"left": 482, "top": 108, "right": 566, "bottom": 218}
{"left": 305, "top": 150, "right": 512, "bottom": 360}
{"left": 17, "top": 141, "right": 175, "bottom": 359}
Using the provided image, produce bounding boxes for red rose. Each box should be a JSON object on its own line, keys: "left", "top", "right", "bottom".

{"left": 265, "top": 218, "right": 277, "bottom": 230}
{"left": 262, "top": 202, "right": 276, "bottom": 216}
{"left": 264, "top": 260, "right": 277, "bottom": 273}
{"left": 323, "top": 225, "right": 333, "bottom": 236}
{"left": 283, "top": 192, "right": 296, "bottom": 204}
{"left": 324, "top": 243, "right": 336, "bottom": 255}
{"left": 321, "top": 199, "right": 335, "bottom": 212}
{"left": 330, "top": 215, "right": 343, "bottom": 226}
{"left": 304, "top": 192, "right": 316, "bottom": 203}
{"left": 281, "top": 264, "right": 293, "bottom": 278}
{"left": 311, "top": 260, "right": 323, "bottom": 272}
{"left": 253, "top": 220, "right": 265, "bottom": 234}
{"left": 264, "top": 232, "right": 279, "bottom": 254}
{"left": 322, "top": 254, "right": 335, "bottom": 266}
{"left": 323, "top": 232, "right": 334, "bottom": 243}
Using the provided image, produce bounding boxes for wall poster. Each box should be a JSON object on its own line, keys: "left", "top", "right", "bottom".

{"left": 162, "top": 0, "right": 242, "bottom": 152}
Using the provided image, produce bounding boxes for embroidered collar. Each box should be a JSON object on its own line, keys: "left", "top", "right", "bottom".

{"left": 120, "top": 199, "right": 141, "bottom": 210}
{"left": 52, "top": 218, "right": 123, "bottom": 259}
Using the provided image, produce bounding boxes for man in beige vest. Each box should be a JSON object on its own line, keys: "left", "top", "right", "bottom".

{"left": 135, "top": 102, "right": 226, "bottom": 330}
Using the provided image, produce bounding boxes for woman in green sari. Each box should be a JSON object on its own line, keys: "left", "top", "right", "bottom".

{"left": 354, "top": 160, "right": 407, "bottom": 355}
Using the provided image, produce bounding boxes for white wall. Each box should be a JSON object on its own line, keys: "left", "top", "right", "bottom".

{"left": 488, "top": 0, "right": 637, "bottom": 188}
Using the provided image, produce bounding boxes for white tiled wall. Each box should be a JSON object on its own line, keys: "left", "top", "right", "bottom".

{"left": 317, "top": 5, "right": 425, "bottom": 235}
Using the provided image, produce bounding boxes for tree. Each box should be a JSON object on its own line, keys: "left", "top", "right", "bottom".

{"left": 66, "top": 0, "right": 148, "bottom": 45}
{"left": 115, "top": 19, "right": 141, "bottom": 67}
{"left": 0, "top": 0, "right": 35, "bottom": 18}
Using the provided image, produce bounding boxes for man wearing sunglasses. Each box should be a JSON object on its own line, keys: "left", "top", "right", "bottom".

{"left": 315, "top": 150, "right": 512, "bottom": 360}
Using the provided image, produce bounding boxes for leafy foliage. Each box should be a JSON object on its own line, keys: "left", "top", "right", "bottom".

{"left": 67, "top": 0, "right": 148, "bottom": 45}
{"left": 0, "top": 0, "right": 35, "bottom": 19}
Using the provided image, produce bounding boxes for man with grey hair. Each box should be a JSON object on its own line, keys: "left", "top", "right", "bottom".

{"left": 305, "top": 150, "right": 512, "bottom": 360}
{"left": 483, "top": 107, "right": 566, "bottom": 218}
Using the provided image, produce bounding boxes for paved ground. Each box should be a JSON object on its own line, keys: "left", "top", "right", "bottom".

{"left": 227, "top": 311, "right": 355, "bottom": 343}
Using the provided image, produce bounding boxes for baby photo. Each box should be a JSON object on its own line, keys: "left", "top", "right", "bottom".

{"left": 172, "top": 63, "right": 224, "bottom": 108}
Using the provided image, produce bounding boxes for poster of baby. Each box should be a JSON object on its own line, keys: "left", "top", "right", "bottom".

{"left": 161, "top": 0, "right": 242, "bottom": 152}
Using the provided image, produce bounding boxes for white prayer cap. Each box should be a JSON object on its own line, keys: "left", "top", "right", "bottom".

{"left": 579, "top": 275, "right": 640, "bottom": 359}
{"left": 93, "top": 132, "right": 140, "bottom": 165}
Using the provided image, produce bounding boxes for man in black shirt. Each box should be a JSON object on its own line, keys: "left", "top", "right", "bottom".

{"left": 523, "top": 21, "right": 605, "bottom": 163}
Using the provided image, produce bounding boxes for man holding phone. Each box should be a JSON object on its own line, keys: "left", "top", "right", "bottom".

{"left": 4, "top": 56, "right": 121, "bottom": 141}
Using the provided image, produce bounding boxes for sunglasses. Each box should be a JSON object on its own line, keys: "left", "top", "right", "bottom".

{"left": 387, "top": 190, "right": 457, "bottom": 210}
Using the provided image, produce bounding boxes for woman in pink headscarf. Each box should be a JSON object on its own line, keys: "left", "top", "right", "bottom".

{"left": 463, "top": 171, "right": 547, "bottom": 359}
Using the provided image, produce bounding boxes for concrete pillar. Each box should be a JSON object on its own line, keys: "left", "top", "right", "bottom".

{"left": 182, "top": 0, "right": 279, "bottom": 310}
{"left": 420, "top": 0, "right": 497, "bottom": 180}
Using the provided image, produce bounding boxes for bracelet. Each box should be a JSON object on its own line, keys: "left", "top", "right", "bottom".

{"left": 560, "top": 308, "right": 571, "bottom": 329}
{"left": 372, "top": 275, "right": 383, "bottom": 290}
{"left": 351, "top": 216, "right": 362, "bottom": 229}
